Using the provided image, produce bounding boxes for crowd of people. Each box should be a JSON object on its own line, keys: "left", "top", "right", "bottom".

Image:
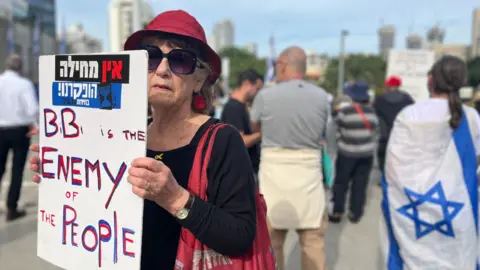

{"left": 0, "top": 8, "right": 479, "bottom": 270}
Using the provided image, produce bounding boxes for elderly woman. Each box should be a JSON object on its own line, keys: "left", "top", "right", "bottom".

{"left": 29, "top": 10, "right": 257, "bottom": 269}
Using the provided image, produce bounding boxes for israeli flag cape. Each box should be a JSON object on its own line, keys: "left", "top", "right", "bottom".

{"left": 381, "top": 107, "right": 479, "bottom": 270}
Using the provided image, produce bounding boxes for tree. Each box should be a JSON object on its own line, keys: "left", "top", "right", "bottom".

{"left": 218, "top": 47, "right": 266, "bottom": 89}
{"left": 320, "top": 54, "right": 386, "bottom": 94}
{"left": 467, "top": 57, "right": 480, "bottom": 88}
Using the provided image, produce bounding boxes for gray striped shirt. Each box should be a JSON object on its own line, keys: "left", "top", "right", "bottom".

{"left": 336, "top": 103, "right": 378, "bottom": 157}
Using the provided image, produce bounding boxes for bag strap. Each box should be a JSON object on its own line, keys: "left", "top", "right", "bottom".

{"left": 188, "top": 123, "right": 228, "bottom": 200}
{"left": 353, "top": 103, "right": 372, "bottom": 131}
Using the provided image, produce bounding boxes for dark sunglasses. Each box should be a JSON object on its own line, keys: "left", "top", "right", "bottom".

{"left": 139, "top": 45, "right": 204, "bottom": 75}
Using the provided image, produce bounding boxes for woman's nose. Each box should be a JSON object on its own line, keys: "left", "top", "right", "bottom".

{"left": 154, "top": 57, "right": 170, "bottom": 77}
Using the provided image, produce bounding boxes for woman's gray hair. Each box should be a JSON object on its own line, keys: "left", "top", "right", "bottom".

{"left": 141, "top": 35, "right": 214, "bottom": 114}
{"left": 5, "top": 54, "right": 22, "bottom": 72}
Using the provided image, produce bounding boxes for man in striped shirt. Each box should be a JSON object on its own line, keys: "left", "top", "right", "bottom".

{"left": 329, "top": 81, "right": 378, "bottom": 224}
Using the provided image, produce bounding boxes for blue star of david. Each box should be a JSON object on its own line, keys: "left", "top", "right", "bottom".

{"left": 396, "top": 181, "right": 464, "bottom": 239}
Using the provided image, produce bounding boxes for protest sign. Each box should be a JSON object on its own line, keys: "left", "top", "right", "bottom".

{"left": 386, "top": 49, "right": 435, "bottom": 101}
{"left": 37, "top": 51, "right": 148, "bottom": 270}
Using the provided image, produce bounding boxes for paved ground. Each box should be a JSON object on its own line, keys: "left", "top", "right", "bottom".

{"left": 0, "top": 135, "right": 384, "bottom": 270}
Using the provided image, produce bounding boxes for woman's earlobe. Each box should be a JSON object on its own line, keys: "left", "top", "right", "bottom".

{"left": 195, "top": 79, "right": 205, "bottom": 92}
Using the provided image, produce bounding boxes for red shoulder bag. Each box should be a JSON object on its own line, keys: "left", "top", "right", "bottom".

{"left": 175, "top": 123, "right": 277, "bottom": 270}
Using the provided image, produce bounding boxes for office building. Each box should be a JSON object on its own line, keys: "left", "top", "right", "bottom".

{"left": 305, "top": 50, "right": 329, "bottom": 83}
{"left": 207, "top": 34, "right": 216, "bottom": 51}
{"left": 378, "top": 25, "right": 395, "bottom": 59}
{"left": 432, "top": 44, "right": 471, "bottom": 61}
{"left": 65, "top": 23, "right": 103, "bottom": 54}
{"left": 472, "top": 8, "right": 480, "bottom": 57}
{"left": 378, "top": 25, "right": 395, "bottom": 60}
{"left": 243, "top": 42, "right": 257, "bottom": 56}
{"left": 212, "top": 19, "right": 234, "bottom": 52}
{"left": 109, "top": 0, "right": 154, "bottom": 52}
{"left": 426, "top": 25, "right": 445, "bottom": 48}
{"left": 25, "top": 0, "right": 56, "bottom": 36}
{"left": 0, "top": 0, "right": 57, "bottom": 81}
{"left": 406, "top": 34, "right": 423, "bottom": 49}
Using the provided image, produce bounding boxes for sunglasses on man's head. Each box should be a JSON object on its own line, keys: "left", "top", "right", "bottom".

{"left": 139, "top": 45, "right": 204, "bottom": 75}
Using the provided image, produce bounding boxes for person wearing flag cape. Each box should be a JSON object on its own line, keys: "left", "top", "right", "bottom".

{"left": 381, "top": 55, "right": 480, "bottom": 269}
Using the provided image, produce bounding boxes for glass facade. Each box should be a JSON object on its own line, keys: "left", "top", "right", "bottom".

{"left": 13, "top": 0, "right": 56, "bottom": 36}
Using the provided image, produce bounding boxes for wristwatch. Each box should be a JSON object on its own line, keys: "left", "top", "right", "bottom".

{"left": 174, "top": 193, "right": 195, "bottom": 220}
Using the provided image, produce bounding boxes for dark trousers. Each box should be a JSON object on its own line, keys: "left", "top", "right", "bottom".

{"left": 0, "top": 126, "right": 30, "bottom": 210}
{"left": 331, "top": 153, "right": 373, "bottom": 218}
{"left": 377, "top": 140, "right": 388, "bottom": 175}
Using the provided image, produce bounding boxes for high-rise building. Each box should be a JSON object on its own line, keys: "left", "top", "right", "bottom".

{"left": 207, "top": 34, "right": 216, "bottom": 52}
{"left": 406, "top": 34, "right": 423, "bottom": 49}
{"left": 65, "top": 23, "right": 103, "bottom": 54}
{"left": 378, "top": 25, "right": 395, "bottom": 60}
{"left": 305, "top": 50, "right": 328, "bottom": 82}
{"left": 212, "top": 19, "right": 234, "bottom": 52}
{"left": 243, "top": 42, "right": 257, "bottom": 56}
{"left": 432, "top": 44, "right": 471, "bottom": 61}
{"left": 9, "top": 0, "right": 56, "bottom": 36}
{"left": 0, "top": 0, "right": 57, "bottom": 80}
{"left": 426, "top": 25, "right": 445, "bottom": 48}
{"left": 109, "top": 0, "right": 154, "bottom": 52}
{"left": 472, "top": 8, "right": 480, "bottom": 57}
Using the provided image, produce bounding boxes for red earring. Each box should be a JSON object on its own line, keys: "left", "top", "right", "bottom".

{"left": 193, "top": 93, "right": 206, "bottom": 110}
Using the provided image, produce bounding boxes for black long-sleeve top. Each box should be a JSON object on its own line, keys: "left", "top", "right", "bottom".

{"left": 141, "top": 118, "right": 257, "bottom": 270}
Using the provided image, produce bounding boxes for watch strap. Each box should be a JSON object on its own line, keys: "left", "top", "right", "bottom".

{"left": 174, "top": 193, "right": 195, "bottom": 220}
{"left": 184, "top": 193, "right": 195, "bottom": 210}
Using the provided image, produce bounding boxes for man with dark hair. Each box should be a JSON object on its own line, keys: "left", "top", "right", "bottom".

{"left": 221, "top": 68, "right": 264, "bottom": 175}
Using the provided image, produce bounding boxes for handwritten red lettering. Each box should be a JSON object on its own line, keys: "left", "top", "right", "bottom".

{"left": 57, "top": 155, "right": 70, "bottom": 182}
{"left": 43, "top": 107, "right": 81, "bottom": 139}
{"left": 40, "top": 209, "right": 56, "bottom": 227}
{"left": 71, "top": 157, "right": 83, "bottom": 186}
{"left": 65, "top": 191, "right": 79, "bottom": 201}
{"left": 122, "top": 228, "right": 135, "bottom": 257}
{"left": 41, "top": 146, "right": 58, "bottom": 178}
{"left": 98, "top": 220, "right": 112, "bottom": 267}
{"left": 85, "top": 159, "right": 102, "bottom": 190}
{"left": 122, "top": 130, "right": 145, "bottom": 141}
{"left": 41, "top": 147, "right": 126, "bottom": 208}
{"left": 103, "top": 162, "right": 127, "bottom": 209}
{"left": 62, "top": 205, "right": 134, "bottom": 265}
{"left": 62, "top": 205, "right": 78, "bottom": 246}
{"left": 43, "top": 109, "right": 58, "bottom": 137}
{"left": 61, "top": 108, "right": 80, "bottom": 138}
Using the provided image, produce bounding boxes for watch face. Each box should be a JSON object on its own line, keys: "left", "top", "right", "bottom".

{"left": 176, "top": 208, "right": 189, "bottom": 220}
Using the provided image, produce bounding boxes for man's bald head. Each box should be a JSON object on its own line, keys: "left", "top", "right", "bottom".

{"left": 5, "top": 54, "right": 22, "bottom": 72}
{"left": 276, "top": 46, "right": 307, "bottom": 81}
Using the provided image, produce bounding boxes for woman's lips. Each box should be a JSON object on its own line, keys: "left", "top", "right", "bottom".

{"left": 152, "top": 84, "right": 172, "bottom": 91}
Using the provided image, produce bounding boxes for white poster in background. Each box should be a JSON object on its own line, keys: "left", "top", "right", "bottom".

{"left": 37, "top": 51, "right": 148, "bottom": 270}
{"left": 386, "top": 49, "right": 435, "bottom": 102}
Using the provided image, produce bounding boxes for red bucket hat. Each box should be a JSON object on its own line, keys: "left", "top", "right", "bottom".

{"left": 385, "top": 76, "right": 402, "bottom": 87}
{"left": 124, "top": 10, "right": 221, "bottom": 84}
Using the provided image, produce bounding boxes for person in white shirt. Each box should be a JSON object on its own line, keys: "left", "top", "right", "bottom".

{"left": 0, "top": 54, "right": 38, "bottom": 221}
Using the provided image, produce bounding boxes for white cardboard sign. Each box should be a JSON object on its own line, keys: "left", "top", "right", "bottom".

{"left": 386, "top": 49, "right": 435, "bottom": 102}
{"left": 37, "top": 51, "right": 148, "bottom": 270}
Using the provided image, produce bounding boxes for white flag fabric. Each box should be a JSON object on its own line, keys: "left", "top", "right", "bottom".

{"left": 264, "top": 35, "right": 275, "bottom": 85}
{"left": 381, "top": 106, "right": 479, "bottom": 270}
